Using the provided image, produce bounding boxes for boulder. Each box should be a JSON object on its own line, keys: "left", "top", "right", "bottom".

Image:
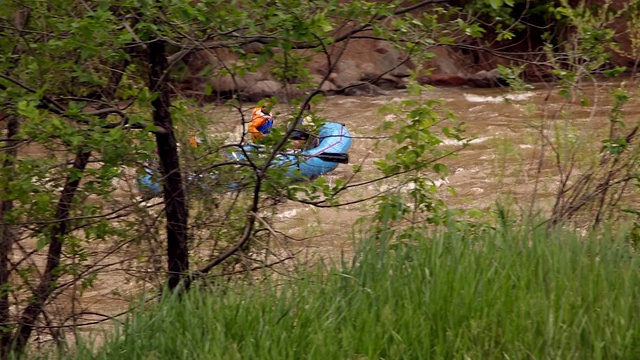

{"left": 425, "top": 74, "right": 469, "bottom": 87}
{"left": 427, "top": 46, "right": 473, "bottom": 76}
{"left": 466, "top": 69, "right": 508, "bottom": 88}
{"left": 389, "top": 64, "right": 411, "bottom": 78}
{"left": 308, "top": 73, "right": 338, "bottom": 93}
{"left": 185, "top": 49, "right": 238, "bottom": 75}
{"left": 373, "top": 75, "right": 402, "bottom": 90}
{"left": 374, "top": 78, "right": 399, "bottom": 90}
{"left": 319, "top": 80, "right": 338, "bottom": 93}
{"left": 396, "top": 76, "right": 409, "bottom": 89}
{"left": 336, "top": 59, "right": 359, "bottom": 74}
{"left": 240, "top": 80, "right": 281, "bottom": 102}
{"left": 342, "top": 82, "right": 386, "bottom": 97}
{"left": 377, "top": 52, "right": 410, "bottom": 77}
{"left": 276, "top": 84, "right": 306, "bottom": 102}
{"left": 332, "top": 67, "right": 362, "bottom": 89}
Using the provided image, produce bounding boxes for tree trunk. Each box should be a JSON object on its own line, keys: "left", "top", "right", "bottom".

{"left": 0, "top": 7, "right": 29, "bottom": 358}
{"left": 0, "top": 116, "right": 19, "bottom": 358}
{"left": 147, "top": 38, "right": 190, "bottom": 290}
{"left": 13, "top": 150, "right": 91, "bottom": 354}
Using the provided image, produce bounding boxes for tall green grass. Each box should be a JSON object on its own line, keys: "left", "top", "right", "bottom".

{"left": 69, "top": 222, "right": 640, "bottom": 359}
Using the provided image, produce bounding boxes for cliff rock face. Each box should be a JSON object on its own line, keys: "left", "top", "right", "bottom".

{"left": 175, "top": 40, "right": 493, "bottom": 102}
{"left": 175, "top": 2, "right": 638, "bottom": 103}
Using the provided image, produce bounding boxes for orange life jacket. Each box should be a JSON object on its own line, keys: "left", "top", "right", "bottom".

{"left": 248, "top": 107, "right": 273, "bottom": 141}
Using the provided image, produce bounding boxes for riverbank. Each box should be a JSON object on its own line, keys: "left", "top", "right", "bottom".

{"left": 66, "top": 220, "right": 640, "bottom": 359}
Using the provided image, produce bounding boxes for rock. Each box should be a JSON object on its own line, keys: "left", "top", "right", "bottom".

{"left": 374, "top": 75, "right": 402, "bottom": 90}
{"left": 240, "top": 80, "right": 282, "bottom": 102}
{"left": 377, "top": 52, "right": 400, "bottom": 72}
{"left": 342, "top": 82, "right": 386, "bottom": 96}
{"left": 427, "top": 46, "right": 472, "bottom": 76}
{"left": 319, "top": 80, "right": 338, "bottom": 93}
{"left": 311, "top": 74, "right": 338, "bottom": 93}
{"left": 359, "top": 72, "right": 379, "bottom": 83}
{"left": 359, "top": 62, "right": 377, "bottom": 75}
{"left": 374, "top": 78, "right": 398, "bottom": 90}
{"left": 374, "top": 40, "right": 395, "bottom": 55}
{"left": 377, "top": 53, "right": 410, "bottom": 77}
{"left": 389, "top": 64, "right": 411, "bottom": 78}
{"left": 332, "top": 67, "right": 362, "bottom": 89}
{"left": 276, "top": 84, "right": 306, "bottom": 102}
{"left": 186, "top": 49, "right": 237, "bottom": 75}
{"left": 354, "top": 70, "right": 402, "bottom": 90}
{"left": 467, "top": 69, "right": 508, "bottom": 88}
{"left": 396, "top": 76, "right": 409, "bottom": 89}
{"left": 425, "top": 74, "right": 469, "bottom": 87}
{"left": 309, "top": 74, "right": 338, "bottom": 93}
{"left": 360, "top": 68, "right": 403, "bottom": 90}
{"left": 209, "top": 74, "right": 241, "bottom": 93}
{"left": 375, "top": 45, "right": 390, "bottom": 55}
{"left": 336, "top": 59, "right": 359, "bottom": 74}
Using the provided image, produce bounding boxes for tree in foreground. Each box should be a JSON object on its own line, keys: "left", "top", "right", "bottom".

{"left": 3, "top": 0, "right": 640, "bottom": 356}
{"left": 0, "top": 0, "right": 477, "bottom": 355}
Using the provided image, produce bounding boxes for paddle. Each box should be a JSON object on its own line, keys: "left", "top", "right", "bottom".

{"left": 312, "top": 152, "right": 349, "bottom": 164}
{"left": 229, "top": 147, "right": 349, "bottom": 164}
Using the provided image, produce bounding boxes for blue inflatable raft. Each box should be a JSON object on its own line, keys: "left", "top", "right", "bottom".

{"left": 136, "top": 122, "right": 352, "bottom": 197}
{"left": 229, "top": 122, "right": 352, "bottom": 178}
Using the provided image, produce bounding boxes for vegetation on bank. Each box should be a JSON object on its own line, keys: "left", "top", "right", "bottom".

{"left": 3, "top": 0, "right": 640, "bottom": 357}
{"left": 58, "top": 218, "right": 640, "bottom": 360}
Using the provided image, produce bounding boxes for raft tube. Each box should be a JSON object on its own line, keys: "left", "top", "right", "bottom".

{"left": 136, "top": 168, "right": 162, "bottom": 199}
{"left": 229, "top": 122, "right": 352, "bottom": 179}
{"left": 136, "top": 122, "right": 352, "bottom": 197}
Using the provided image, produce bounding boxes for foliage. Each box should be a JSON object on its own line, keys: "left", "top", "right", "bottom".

{"left": 464, "top": 0, "right": 559, "bottom": 41}
{"left": 616, "top": 1, "right": 640, "bottom": 74}
{"left": 270, "top": 52, "right": 312, "bottom": 84}
{"left": 67, "top": 220, "right": 640, "bottom": 360}
{"left": 510, "top": 1, "right": 640, "bottom": 229}
{"left": 0, "top": 0, "right": 471, "bottom": 354}
{"left": 6, "top": 0, "right": 640, "bottom": 355}
{"left": 496, "top": 64, "right": 533, "bottom": 91}
{"left": 369, "top": 93, "right": 466, "bottom": 232}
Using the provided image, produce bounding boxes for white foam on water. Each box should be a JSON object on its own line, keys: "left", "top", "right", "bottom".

{"left": 335, "top": 98, "right": 366, "bottom": 105}
{"left": 464, "top": 92, "right": 535, "bottom": 103}
{"left": 276, "top": 209, "right": 299, "bottom": 219}
{"left": 368, "top": 179, "right": 449, "bottom": 193}
{"left": 441, "top": 137, "right": 490, "bottom": 146}
{"left": 431, "top": 178, "right": 449, "bottom": 188}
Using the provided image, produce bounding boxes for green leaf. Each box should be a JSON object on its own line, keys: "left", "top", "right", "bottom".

{"left": 489, "top": 0, "right": 503, "bottom": 10}
{"left": 36, "top": 237, "right": 48, "bottom": 251}
{"left": 433, "top": 163, "right": 448, "bottom": 175}
{"left": 602, "top": 67, "right": 627, "bottom": 77}
{"left": 558, "top": 88, "right": 571, "bottom": 99}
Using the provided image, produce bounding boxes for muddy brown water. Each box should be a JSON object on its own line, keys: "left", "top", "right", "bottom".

{"left": 262, "top": 80, "right": 640, "bottom": 250}
{"left": 124, "top": 80, "right": 640, "bottom": 266}
{"left": 26, "top": 79, "right": 640, "bottom": 349}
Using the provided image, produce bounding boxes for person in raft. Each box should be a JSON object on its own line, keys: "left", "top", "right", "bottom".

{"left": 248, "top": 102, "right": 274, "bottom": 143}
{"left": 290, "top": 103, "right": 314, "bottom": 150}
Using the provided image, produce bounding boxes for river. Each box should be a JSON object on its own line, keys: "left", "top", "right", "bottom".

{"left": 44, "top": 79, "right": 640, "bottom": 348}
{"left": 229, "top": 79, "right": 640, "bottom": 258}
